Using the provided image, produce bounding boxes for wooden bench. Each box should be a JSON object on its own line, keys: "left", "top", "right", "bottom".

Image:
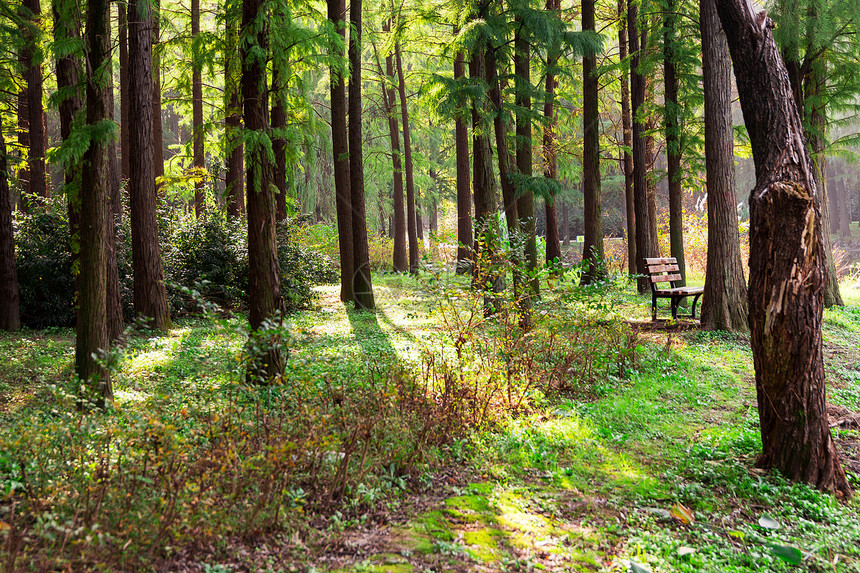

{"left": 645, "top": 257, "right": 704, "bottom": 321}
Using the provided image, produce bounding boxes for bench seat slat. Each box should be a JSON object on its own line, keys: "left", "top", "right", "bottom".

{"left": 645, "top": 257, "right": 677, "bottom": 265}
{"left": 653, "top": 286, "right": 704, "bottom": 296}
{"left": 647, "top": 264, "right": 680, "bottom": 273}
{"left": 651, "top": 274, "right": 683, "bottom": 283}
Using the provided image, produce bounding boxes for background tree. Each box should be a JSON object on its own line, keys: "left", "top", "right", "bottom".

{"left": 19, "top": 0, "right": 48, "bottom": 205}
{"left": 618, "top": 0, "right": 635, "bottom": 276}
{"left": 0, "top": 120, "right": 19, "bottom": 331}
{"left": 581, "top": 0, "right": 604, "bottom": 284}
{"left": 663, "top": 0, "right": 686, "bottom": 285}
{"left": 715, "top": 0, "right": 851, "bottom": 497}
{"left": 224, "top": 0, "right": 244, "bottom": 216}
{"left": 454, "top": 36, "right": 472, "bottom": 273}
{"left": 192, "top": 0, "right": 205, "bottom": 217}
{"left": 395, "top": 34, "right": 419, "bottom": 274}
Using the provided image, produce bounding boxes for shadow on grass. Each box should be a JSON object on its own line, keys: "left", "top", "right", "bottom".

{"left": 346, "top": 308, "right": 398, "bottom": 361}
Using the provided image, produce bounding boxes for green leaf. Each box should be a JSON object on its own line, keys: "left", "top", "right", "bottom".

{"left": 758, "top": 514, "right": 780, "bottom": 530}
{"left": 766, "top": 543, "right": 802, "bottom": 565}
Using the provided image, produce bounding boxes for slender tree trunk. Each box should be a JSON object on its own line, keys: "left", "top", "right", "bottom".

{"left": 837, "top": 172, "right": 850, "bottom": 238}
{"left": 243, "top": 0, "right": 283, "bottom": 381}
{"left": 348, "top": 0, "right": 374, "bottom": 309}
{"left": 128, "top": 0, "right": 171, "bottom": 330}
{"left": 0, "top": 121, "right": 20, "bottom": 331}
{"left": 715, "top": 0, "right": 851, "bottom": 498}
{"left": 77, "top": 0, "right": 112, "bottom": 407}
{"left": 17, "top": 72, "right": 30, "bottom": 212}
{"left": 152, "top": 0, "right": 164, "bottom": 190}
{"left": 454, "top": 42, "right": 472, "bottom": 273}
{"left": 224, "top": 0, "right": 244, "bottom": 217}
{"left": 22, "top": 0, "right": 48, "bottom": 201}
{"left": 192, "top": 0, "right": 205, "bottom": 218}
{"left": 805, "top": 58, "right": 842, "bottom": 307}
{"left": 271, "top": 66, "right": 288, "bottom": 221}
{"left": 119, "top": 5, "right": 130, "bottom": 181}
{"left": 544, "top": 0, "right": 562, "bottom": 270}
{"left": 629, "top": 3, "right": 658, "bottom": 292}
{"left": 562, "top": 199, "right": 570, "bottom": 246}
{"left": 486, "top": 48, "right": 518, "bottom": 234}
{"left": 379, "top": 21, "right": 407, "bottom": 272}
{"left": 664, "top": 0, "right": 685, "bottom": 285}
{"left": 699, "top": 0, "right": 747, "bottom": 331}
{"left": 328, "top": 0, "right": 353, "bottom": 302}
{"left": 395, "top": 41, "right": 418, "bottom": 274}
{"left": 514, "top": 19, "right": 538, "bottom": 308}
{"left": 619, "top": 0, "right": 635, "bottom": 274}
{"left": 581, "top": 0, "right": 604, "bottom": 284}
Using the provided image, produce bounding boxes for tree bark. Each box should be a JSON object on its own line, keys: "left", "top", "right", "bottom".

{"left": 128, "top": 0, "right": 171, "bottom": 330}
{"left": 562, "top": 199, "right": 570, "bottom": 246}
{"left": 224, "top": 0, "right": 244, "bottom": 217}
{"left": 395, "top": 41, "right": 419, "bottom": 274}
{"left": 0, "top": 120, "right": 20, "bottom": 331}
{"left": 544, "top": 0, "right": 561, "bottom": 270}
{"left": 152, "top": 0, "right": 164, "bottom": 190}
{"left": 837, "top": 171, "right": 850, "bottom": 238}
{"left": 581, "top": 0, "right": 604, "bottom": 284}
{"left": 629, "top": 1, "right": 659, "bottom": 292}
{"left": 699, "top": 0, "right": 748, "bottom": 332}
{"left": 192, "top": 0, "right": 206, "bottom": 218}
{"left": 380, "top": 21, "right": 407, "bottom": 272}
{"left": 271, "top": 66, "right": 288, "bottom": 221}
{"left": 77, "top": 0, "right": 112, "bottom": 407}
{"left": 119, "top": 5, "right": 130, "bottom": 181}
{"left": 21, "top": 0, "right": 48, "bottom": 201}
{"left": 619, "top": 0, "right": 635, "bottom": 275}
{"left": 243, "top": 0, "right": 283, "bottom": 381}
{"left": 664, "top": 0, "right": 685, "bottom": 286}
{"left": 328, "top": 0, "right": 353, "bottom": 302}
{"left": 454, "top": 42, "right": 472, "bottom": 273}
{"left": 348, "top": 0, "right": 374, "bottom": 309}
{"left": 715, "top": 0, "right": 851, "bottom": 498}
{"left": 515, "top": 21, "right": 537, "bottom": 302}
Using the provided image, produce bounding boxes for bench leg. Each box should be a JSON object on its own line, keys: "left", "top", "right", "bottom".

{"left": 671, "top": 297, "right": 680, "bottom": 320}
{"left": 691, "top": 294, "right": 702, "bottom": 319}
{"left": 652, "top": 295, "right": 657, "bottom": 321}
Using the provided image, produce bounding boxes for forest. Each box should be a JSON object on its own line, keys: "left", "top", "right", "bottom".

{"left": 1, "top": 0, "right": 860, "bottom": 569}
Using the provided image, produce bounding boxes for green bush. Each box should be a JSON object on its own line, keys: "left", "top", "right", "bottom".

{"left": 277, "top": 216, "right": 339, "bottom": 310}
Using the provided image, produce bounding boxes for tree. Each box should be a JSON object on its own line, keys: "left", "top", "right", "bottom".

{"left": 348, "top": 0, "right": 374, "bottom": 309}
{"left": 76, "top": 0, "right": 113, "bottom": 407}
{"left": 119, "top": 5, "right": 130, "bottom": 180}
{"left": 19, "top": 0, "right": 48, "bottom": 205}
{"left": 243, "top": 0, "right": 283, "bottom": 380}
{"left": 581, "top": 0, "right": 604, "bottom": 284}
{"left": 224, "top": 0, "right": 244, "bottom": 217}
{"left": 618, "top": 0, "right": 635, "bottom": 276}
{"left": 543, "top": 0, "right": 562, "bottom": 270}
{"left": 0, "top": 120, "right": 19, "bottom": 331}
{"left": 454, "top": 37, "right": 472, "bottom": 273}
{"left": 395, "top": 38, "right": 419, "bottom": 274}
{"left": 328, "top": 0, "right": 354, "bottom": 303}
{"left": 699, "top": 0, "right": 747, "bottom": 331}
{"left": 271, "top": 65, "right": 288, "bottom": 221}
{"left": 715, "top": 0, "right": 851, "bottom": 497}
{"left": 663, "top": 0, "right": 686, "bottom": 285}
{"left": 152, "top": 0, "right": 165, "bottom": 188}
{"left": 128, "top": 0, "right": 171, "bottom": 330}
{"left": 192, "top": 0, "right": 206, "bottom": 218}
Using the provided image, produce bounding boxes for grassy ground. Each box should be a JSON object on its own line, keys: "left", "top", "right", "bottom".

{"left": 1, "top": 273, "right": 860, "bottom": 572}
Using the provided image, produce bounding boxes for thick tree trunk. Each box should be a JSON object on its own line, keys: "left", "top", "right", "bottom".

{"left": 629, "top": 2, "right": 658, "bottom": 292}
{"left": 454, "top": 44, "right": 472, "bottom": 273}
{"left": 381, "top": 22, "right": 407, "bottom": 272}
{"left": 715, "top": 0, "right": 851, "bottom": 497}
{"left": 328, "top": 0, "right": 353, "bottom": 302}
{"left": 544, "top": 0, "right": 561, "bottom": 270}
{"left": 664, "top": 0, "right": 685, "bottom": 286}
{"left": 515, "top": 22, "right": 537, "bottom": 303}
{"left": 224, "top": 0, "right": 244, "bottom": 217}
{"left": 77, "top": 0, "right": 112, "bottom": 407}
{"left": 271, "top": 66, "right": 288, "bottom": 221}
{"left": 348, "top": 0, "right": 374, "bottom": 309}
{"left": 0, "top": 122, "right": 20, "bottom": 331}
{"left": 619, "top": 0, "right": 635, "bottom": 275}
{"left": 128, "top": 0, "right": 171, "bottom": 330}
{"left": 243, "top": 0, "right": 283, "bottom": 381}
{"left": 192, "top": 0, "right": 205, "bottom": 218}
{"left": 119, "top": 5, "right": 130, "bottom": 180}
{"left": 581, "top": 0, "right": 604, "bottom": 284}
{"left": 395, "top": 42, "right": 419, "bottom": 274}
{"left": 699, "top": 0, "right": 748, "bottom": 332}
{"left": 21, "top": 0, "right": 48, "bottom": 201}
{"left": 152, "top": 0, "right": 164, "bottom": 190}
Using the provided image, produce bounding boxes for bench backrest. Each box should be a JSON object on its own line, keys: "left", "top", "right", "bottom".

{"left": 644, "top": 257, "right": 682, "bottom": 292}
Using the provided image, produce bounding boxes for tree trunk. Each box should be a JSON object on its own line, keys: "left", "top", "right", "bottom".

{"left": 395, "top": 41, "right": 419, "bottom": 274}
{"left": 243, "top": 0, "right": 283, "bottom": 381}
{"left": 328, "top": 0, "right": 353, "bottom": 302}
{"left": 562, "top": 199, "right": 570, "bottom": 246}
{"left": 699, "top": 0, "right": 748, "bottom": 332}
{"left": 715, "top": 0, "right": 851, "bottom": 498}
{"left": 380, "top": 21, "right": 407, "bottom": 272}
{"left": 224, "top": 0, "right": 244, "bottom": 217}
{"left": 348, "top": 0, "right": 374, "bottom": 309}
{"left": 271, "top": 65, "right": 288, "bottom": 222}
{"left": 22, "top": 0, "right": 48, "bottom": 201}
{"left": 77, "top": 0, "right": 112, "bottom": 407}
{"left": 454, "top": 42, "right": 472, "bottom": 273}
{"left": 544, "top": 0, "right": 562, "bottom": 270}
{"left": 629, "top": 1, "right": 658, "bottom": 292}
{"left": 837, "top": 172, "right": 850, "bottom": 238}
{"left": 192, "top": 0, "right": 205, "bottom": 218}
{"left": 119, "top": 5, "right": 130, "bottom": 181}
{"left": 664, "top": 0, "right": 685, "bottom": 286}
{"left": 128, "top": 0, "right": 171, "bottom": 330}
{"left": 514, "top": 22, "right": 537, "bottom": 301}
{"left": 581, "top": 0, "right": 604, "bottom": 284}
{"left": 0, "top": 120, "right": 20, "bottom": 331}
{"left": 619, "top": 0, "right": 635, "bottom": 275}
{"left": 152, "top": 0, "right": 164, "bottom": 190}
{"left": 486, "top": 48, "right": 518, "bottom": 235}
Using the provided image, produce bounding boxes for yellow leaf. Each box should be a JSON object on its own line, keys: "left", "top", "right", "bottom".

{"left": 671, "top": 503, "right": 695, "bottom": 524}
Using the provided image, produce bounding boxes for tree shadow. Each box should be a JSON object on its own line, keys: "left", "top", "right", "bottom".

{"left": 346, "top": 308, "right": 399, "bottom": 361}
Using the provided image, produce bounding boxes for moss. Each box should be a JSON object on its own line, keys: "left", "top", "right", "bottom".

{"left": 462, "top": 527, "right": 506, "bottom": 562}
